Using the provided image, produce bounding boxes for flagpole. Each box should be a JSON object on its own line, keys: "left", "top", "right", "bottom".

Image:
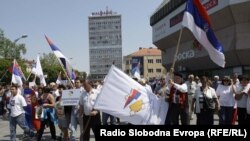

{"left": 0, "top": 69, "right": 9, "bottom": 82}
{"left": 170, "top": 28, "right": 183, "bottom": 77}
{"left": 26, "top": 72, "right": 33, "bottom": 81}
{"left": 11, "top": 59, "right": 15, "bottom": 85}
{"left": 55, "top": 58, "right": 74, "bottom": 87}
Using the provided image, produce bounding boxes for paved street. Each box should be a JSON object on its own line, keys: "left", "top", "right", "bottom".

{"left": 0, "top": 113, "right": 225, "bottom": 141}
{"left": 0, "top": 116, "right": 95, "bottom": 141}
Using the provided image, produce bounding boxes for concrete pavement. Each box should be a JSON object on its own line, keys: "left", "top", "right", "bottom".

{"left": 0, "top": 113, "right": 229, "bottom": 140}
{"left": 0, "top": 116, "right": 95, "bottom": 141}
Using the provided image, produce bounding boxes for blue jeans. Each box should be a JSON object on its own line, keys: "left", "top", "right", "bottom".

{"left": 69, "top": 107, "right": 78, "bottom": 141}
{"left": 9, "top": 113, "right": 34, "bottom": 141}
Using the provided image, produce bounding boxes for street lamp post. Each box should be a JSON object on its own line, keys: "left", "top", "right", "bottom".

{"left": 14, "top": 34, "right": 28, "bottom": 43}
{"left": 13, "top": 34, "right": 28, "bottom": 59}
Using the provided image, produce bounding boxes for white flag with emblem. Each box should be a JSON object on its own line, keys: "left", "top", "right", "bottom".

{"left": 94, "top": 65, "right": 168, "bottom": 125}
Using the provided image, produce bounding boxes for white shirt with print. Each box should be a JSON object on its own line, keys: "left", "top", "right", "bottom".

{"left": 10, "top": 94, "right": 27, "bottom": 117}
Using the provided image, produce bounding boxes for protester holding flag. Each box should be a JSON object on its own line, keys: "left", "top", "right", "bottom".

{"left": 79, "top": 79, "right": 101, "bottom": 141}
{"left": 94, "top": 65, "right": 168, "bottom": 125}
{"left": 167, "top": 72, "right": 189, "bottom": 125}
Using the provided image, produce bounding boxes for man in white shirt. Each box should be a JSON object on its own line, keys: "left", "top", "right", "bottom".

{"left": 79, "top": 80, "right": 101, "bottom": 141}
{"left": 9, "top": 84, "right": 34, "bottom": 141}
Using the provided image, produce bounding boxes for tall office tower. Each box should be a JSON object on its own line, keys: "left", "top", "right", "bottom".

{"left": 89, "top": 9, "right": 122, "bottom": 80}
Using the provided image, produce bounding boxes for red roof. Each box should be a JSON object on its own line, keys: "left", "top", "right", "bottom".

{"left": 130, "top": 47, "right": 161, "bottom": 56}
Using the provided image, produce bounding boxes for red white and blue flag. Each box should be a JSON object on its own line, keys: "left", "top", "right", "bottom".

{"left": 45, "top": 35, "right": 75, "bottom": 80}
{"left": 182, "top": 0, "right": 225, "bottom": 67}
{"left": 11, "top": 59, "right": 25, "bottom": 85}
{"left": 131, "top": 61, "right": 141, "bottom": 80}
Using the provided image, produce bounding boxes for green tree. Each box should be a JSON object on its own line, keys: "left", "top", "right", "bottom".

{"left": 0, "top": 29, "right": 27, "bottom": 60}
{"left": 0, "top": 59, "right": 27, "bottom": 85}
{"left": 77, "top": 71, "right": 87, "bottom": 79}
{"left": 40, "top": 53, "right": 62, "bottom": 83}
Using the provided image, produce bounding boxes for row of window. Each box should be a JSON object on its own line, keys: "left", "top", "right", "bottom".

{"left": 89, "top": 19, "right": 121, "bottom": 25}
{"left": 125, "top": 59, "right": 162, "bottom": 65}
{"left": 125, "top": 68, "right": 162, "bottom": 74}
{"left": 150, "top": 0, "right": 185, "bottom": 26}
{"left": 90, "top": 55, "right": 122, "bottom": 60}
{"left": 90, "top": 40, "right": 121, "bottom": 46}
{"left": 148, "top": 68, "right": 162, "bottom": 73}
{"left": 89, "top": 35, "right": 121, "bottom": 40}
{"left": 89, "top": 25, "right": 121, "bottom": 31}
{"left": 90, "top": 48, "right": 122, "bottom": 54}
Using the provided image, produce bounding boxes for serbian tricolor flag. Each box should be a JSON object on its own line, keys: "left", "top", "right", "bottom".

{"left": 131, "top": 61, "right": 141, "bottom": 80}
{"left": 45, "top": 35, "right": 74, "bottom": 79}
{"left": 11, "top": 59, "right": 25, "bottom": 85}
{"left": 182, "top": 0, "right": 225, "bottom": 67}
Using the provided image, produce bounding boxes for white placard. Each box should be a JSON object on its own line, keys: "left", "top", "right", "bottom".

{"left": 61, "top": 89, "right": 81, "bottom": 106}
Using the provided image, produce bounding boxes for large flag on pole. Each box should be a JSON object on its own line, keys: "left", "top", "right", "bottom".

{"left": 131, "top": 61, "right": 141, "bottom": 80}
{"left": 182, "top": 0, "right": 225, "bottom": 67}
{"left": 94, "top": 65, "right": 168, "bottom": 125}
{"left": 31, "top": 55, "right": 46, "bottom": 86}
{"left": 11, "top": 59, "right": 25, "bottom": 85}
{"left": 45, "top": 35, "right": 75, "bottom": 80}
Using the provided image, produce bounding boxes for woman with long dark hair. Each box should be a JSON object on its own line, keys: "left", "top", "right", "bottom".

{"left": 36, "top": 87, "right": 56, "bottom": 141}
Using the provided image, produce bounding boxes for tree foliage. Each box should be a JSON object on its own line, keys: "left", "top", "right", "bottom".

{"left": 0, "top": 29, "right": 27, "bottom": 60}
{"left": 0, "top": 59, "right": 27, "bottom": 85}
{"left": 40, "top": 53, "right": 62, "bottom": 83}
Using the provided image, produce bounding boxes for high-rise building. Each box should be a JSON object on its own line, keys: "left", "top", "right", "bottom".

{"left": 88, "top": 9, "right": 122, "bottom": 80}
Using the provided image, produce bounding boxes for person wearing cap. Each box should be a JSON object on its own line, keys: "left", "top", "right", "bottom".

{"left": 167, "top": 72, "right": 189, "bottom": 125}
{"left": 216, "top": 76, "right": 236, "bottom": 125}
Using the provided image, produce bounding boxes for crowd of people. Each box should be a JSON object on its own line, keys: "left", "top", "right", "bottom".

{"left": 147, "top": 73, "right": 250, "bottom": 125}
{"left": 0, "top": 72, "right": 250, "bottom": 141}
{"left": 0, "top": 77, "right": 118, "bottom": 141}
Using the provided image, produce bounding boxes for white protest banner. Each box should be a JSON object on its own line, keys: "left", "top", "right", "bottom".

{"left": 61, "top": 89, "right": 81, "bottom": 106}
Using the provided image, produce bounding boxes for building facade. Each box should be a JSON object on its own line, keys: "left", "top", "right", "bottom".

{"left": 124, "top": 47, "right": 164, "bottom": 80}
{"left": 89, "top": 9, "right": 122, "bottom": 80}
{"left": 151, "top": 0, "right": 250, "bottom": 78}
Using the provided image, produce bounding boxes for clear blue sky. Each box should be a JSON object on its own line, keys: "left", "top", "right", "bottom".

{"left": 0, "top": 0, "right": 162, "bottom": 74}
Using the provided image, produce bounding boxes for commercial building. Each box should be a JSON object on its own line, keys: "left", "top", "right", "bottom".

{"left": 124, "top": 47, "right": 164, "bottom": 80}
{"left": 89, "top": 9, "right": 122, "bottom": 80}
{"left": 151, "top": 0, "right": 250, "bottom": 77}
